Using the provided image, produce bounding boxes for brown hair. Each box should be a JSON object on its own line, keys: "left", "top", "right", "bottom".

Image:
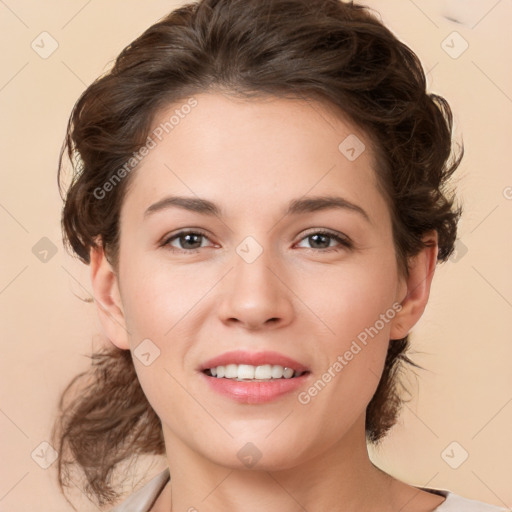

{"left": 53, "top": 0, "right": 463, "bottom": 506}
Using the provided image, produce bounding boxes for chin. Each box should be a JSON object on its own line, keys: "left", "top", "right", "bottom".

{"left": 199, "top": 436, "right": 313, "bottom": 472}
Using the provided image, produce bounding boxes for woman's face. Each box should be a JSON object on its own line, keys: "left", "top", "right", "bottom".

{"left": 110, "top": 93, "right": 410, "bottom": 469}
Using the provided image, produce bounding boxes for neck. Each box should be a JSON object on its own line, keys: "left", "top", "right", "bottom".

{"left": 160, "top": 414, "right": 397, "bottom": 512}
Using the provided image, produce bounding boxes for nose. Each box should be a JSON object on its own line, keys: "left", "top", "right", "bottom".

{"left": 217, "top": 245, "right": 295, "bottom": 331}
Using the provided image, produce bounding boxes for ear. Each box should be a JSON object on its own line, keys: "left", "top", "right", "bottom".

{"left": 390, "top": 230, "right": 439, "bottom": 339}
{"left": 89, "top": 242, "right": 130, "bottom": 350}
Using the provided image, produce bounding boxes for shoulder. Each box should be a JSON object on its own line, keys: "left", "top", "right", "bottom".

{"left": 109, "top": 468, "right": 170, "bottom": 512}
{"left": 419, "top": 486, "right": 510, "bottom": 512}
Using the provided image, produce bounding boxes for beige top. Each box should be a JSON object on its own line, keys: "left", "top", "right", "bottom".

{"left": 110, "top": 468, "right": 510, "bottom": 512}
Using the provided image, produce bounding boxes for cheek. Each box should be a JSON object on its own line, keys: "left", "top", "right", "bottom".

{"left": 120, "top": 263, "right": 198, "bottom": 418}
{"left": 298, "top": 255, "right": 398, "bottom": 400}
{"left": 119, "top": 257, "right": 206, "bottom": 339}
{"left": 301, "top": 254, "right": 399, "bottom": 343}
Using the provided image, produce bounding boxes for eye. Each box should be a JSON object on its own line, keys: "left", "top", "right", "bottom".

{"left": 160, "top": 228, "right": 352, "bottom": 254}
{"left": 160, "top": 230, "right": 213, "bottom": 253}
{"left": 295, "top": 230, "right": 352, "bottom": 252}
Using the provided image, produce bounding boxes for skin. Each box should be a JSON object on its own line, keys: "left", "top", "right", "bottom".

{"left": 90, "top": 92, "right": 445, "bottom": 512}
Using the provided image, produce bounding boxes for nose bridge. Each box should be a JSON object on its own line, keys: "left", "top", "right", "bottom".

{"left": 217, "top": 235, "right": 294, "bottom": 328}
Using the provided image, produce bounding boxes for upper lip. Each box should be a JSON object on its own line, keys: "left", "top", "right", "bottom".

{"left": 199, "top": 350, "right": 310, "bottom": 373}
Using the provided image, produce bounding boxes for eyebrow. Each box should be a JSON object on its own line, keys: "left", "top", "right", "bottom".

{"left": 143, "top": 194, "right": 371, "bottom": 223}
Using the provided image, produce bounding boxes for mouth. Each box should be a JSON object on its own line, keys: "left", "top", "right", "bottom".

{"left": 198, "top": 350, "right": 311, "bottom": 403}
{"left": 199, "top": 349, "right": 310, "bottom": 379}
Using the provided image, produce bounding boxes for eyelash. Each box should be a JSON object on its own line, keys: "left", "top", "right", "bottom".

{"left": 160, "top": 229, "right": 353, "bottom": 254}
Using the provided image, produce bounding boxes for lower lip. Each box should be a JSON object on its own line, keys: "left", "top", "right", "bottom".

{"left": 200, "top": 371, "right": 311, "bottom": 404}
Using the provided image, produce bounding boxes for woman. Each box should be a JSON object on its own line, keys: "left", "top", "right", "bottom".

{"left": 52, "top": 0, "right": 509, "bottom": 510}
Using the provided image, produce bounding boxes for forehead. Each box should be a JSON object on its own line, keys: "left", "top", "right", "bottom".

{"left": 121, "top": 92, "right": 386, "bottom": 224}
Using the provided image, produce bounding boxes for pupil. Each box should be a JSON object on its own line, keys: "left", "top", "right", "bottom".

{"left": 183, "top": 234, "right": 201, "bottom": 249}
{"left": 311, "top": 234, "right": 328, "bottom": 248}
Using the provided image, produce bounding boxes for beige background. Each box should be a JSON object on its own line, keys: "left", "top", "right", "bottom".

{"left": 1, "top": 0, "right": 511, "bottom": 510}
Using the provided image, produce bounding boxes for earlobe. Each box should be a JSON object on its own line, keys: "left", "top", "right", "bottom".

{"left": 390, "top": 231, "right": 439, "bottom": 340}
{"left": 90, "top": 243, "right": 130, "bottom": 350}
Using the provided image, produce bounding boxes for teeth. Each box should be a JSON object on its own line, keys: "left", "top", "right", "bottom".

{"left": 207, "top": 364, "right": 303, "bottom": 380}
{"left": 225, "top": 364, "right": 238, "bottom": 378}
{"left": 237, "top": 364, "right": 255, "bottom": 379}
